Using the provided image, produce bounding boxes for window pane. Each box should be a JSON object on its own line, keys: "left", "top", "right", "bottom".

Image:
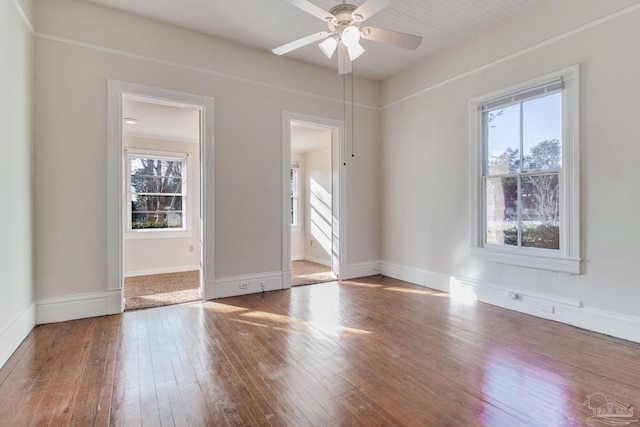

{"left": 132, "top": 195, "right": 182, "bottom": 212}
{"left": 522, "top": 93, "right": 562, "bottom": 172}
{"left": 485, "top": 177, "right": 518, "bottom": 246}
{"left": 130, "top": 176, "right": 182, "bottom": 194}
{"left": 131, "top": 158, "right": 183, "bottom": 193}
{"left": 131, "top": 158, "right": 182, "bottom": 176}
{"left": 521, "top": 174, "right": 559, "bottom": 249}
{"left": 486, "top": 103, "right": 520, "bottom": 175}
{"left": 131, "top": 212, "right": 183, "bottom": 229}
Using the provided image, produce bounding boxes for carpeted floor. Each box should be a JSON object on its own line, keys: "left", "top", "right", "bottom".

{"left": 124, "top": 270, "right": 200, "bottom": 311}
{"left": 291, "top": 260, "right": 336, "bottom": 287}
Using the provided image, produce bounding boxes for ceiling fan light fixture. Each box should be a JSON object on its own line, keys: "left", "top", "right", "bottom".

{"left": 319, "top": 36, "right": 338, "bottom": 59}
{"left": 346, "top": 41, "right": 365, "bottom": 61}
{"left": 341, "top": 25, "right": 361, "bottom": 47}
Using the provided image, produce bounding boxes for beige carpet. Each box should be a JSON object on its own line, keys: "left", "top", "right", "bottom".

{"left": 124, "top": 270, "right": 200, "bottom": 311}
{"left": 292, "top": 260, "right": 336, "bottom": 287}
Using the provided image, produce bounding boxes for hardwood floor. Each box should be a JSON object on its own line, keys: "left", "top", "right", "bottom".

{"left": 1, "top": 276, "right": 639, "bottom": 426}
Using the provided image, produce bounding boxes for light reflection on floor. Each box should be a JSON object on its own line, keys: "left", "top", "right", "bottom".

{"left": 480, "top": 349, "right": 570, "bottom": 426}
{"left": 207, "top": 299, "right": 371, "bottom": 341}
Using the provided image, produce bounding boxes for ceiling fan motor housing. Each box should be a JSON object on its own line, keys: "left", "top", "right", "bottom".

{"left": 328, "top": 3, "right": 362, "bottom": 32}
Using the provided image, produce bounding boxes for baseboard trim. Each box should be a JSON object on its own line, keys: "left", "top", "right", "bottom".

{"left": 123, "top": 265, "right": 200, "bottom": 278}
{"left": 341, "top": 261, "right": 381, "bottom": 281}
{"left": 204, "top": 278, "right": 217, "bottom": 300}
{"left": 107, "top": 288, "right": 123, "bottom": 314}
{"left": 36, "top": 292, "right": 110, "bottom": 324}
{"left": 380, "top": 261, "right": 640, "bottom": 344}
{"left": 215, "top": 271, "right": 284, "bottom": 299}
{"left": 282, "top": 269, "right": 292, "bottom": 290}
{"left": 0, "top": 303, "right": 36, "bottom": 370}
{"left": 303, "top": 256, "right": 331, "bottom": 267}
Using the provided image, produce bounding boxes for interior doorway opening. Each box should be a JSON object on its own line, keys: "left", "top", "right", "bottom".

{"left": 121, "top": 95, "right": 202, "bottom": 310}
{"left": 289, "top": 120, "right": 339, "bottom": 286}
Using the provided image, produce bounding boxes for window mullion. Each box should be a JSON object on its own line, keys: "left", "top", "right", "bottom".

{"left": 517, "top": 102, "right": 524, "bottom": 247}
{"left": 517, "top": 175, "right": 522, "bottom": 247}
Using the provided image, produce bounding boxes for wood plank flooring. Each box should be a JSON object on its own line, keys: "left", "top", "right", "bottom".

{"left": 1, "top": 275, "right": 639, "bottom": 426}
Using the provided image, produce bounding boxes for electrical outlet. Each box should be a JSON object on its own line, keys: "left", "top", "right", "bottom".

{"left": 188, "top": 245, "right": 194, "bottom": 252}
{"left": 239, "top": 282, "right": 249, "bottom": 289}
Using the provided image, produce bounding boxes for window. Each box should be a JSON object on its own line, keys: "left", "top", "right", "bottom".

{"left": 470, "top": 66, "right": 580, "bottom": 274}
{"left": 126, "top": 151, "right": 187, "bottom": 232}
{"left": 290, "top": 164, "right": 300, "bottom": 228}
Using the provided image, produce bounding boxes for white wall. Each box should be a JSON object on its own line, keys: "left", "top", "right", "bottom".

{"left": 380, "top": 0, "right": 640, "bottom": 342}
{"left": 32, "top": 0, "right": 380, "bottom": 317}
{"left": 0, "top": 0, "right": 35, "bottom": 368}
{"left": 305, "top": 145, "right": 332, "bottom": 266}
{"left": 123, "top": 136, "right": 200, "bottom": 276}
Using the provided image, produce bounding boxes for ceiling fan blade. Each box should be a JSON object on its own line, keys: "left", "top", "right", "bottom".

{"left": 361, "top": 26, "right": 423, "bottom": 50}
{"left": 288, "top": 0, "right": 334, "bottom": 22}
{"left": 338, "top": 45, "right": 352, "bottom": 75}
{"left": 272, "top": 32, "right": 328, "bottom": 56}
{"left": 353, "top": 0, "right": 394, "bottom": 21}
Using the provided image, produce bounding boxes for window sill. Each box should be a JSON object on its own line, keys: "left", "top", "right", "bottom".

{"left": 470, "top": 246, "right": 581, "bottom": 274}
{"left": 125, "top": 230, "right": 192, "bottom": 240}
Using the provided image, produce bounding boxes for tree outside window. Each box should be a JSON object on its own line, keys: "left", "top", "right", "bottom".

{"left": 129, "top": 154, "right": 186, "bottom": 230}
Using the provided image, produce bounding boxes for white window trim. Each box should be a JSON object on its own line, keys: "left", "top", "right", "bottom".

{"left": 291, "top": 163, "right": 301, "bottom": 231}
{"left": 469, "top": 65, "right": 581, "bottom": 274}
{"left": 124, "top": 148, "right": 191, "bottom": 239}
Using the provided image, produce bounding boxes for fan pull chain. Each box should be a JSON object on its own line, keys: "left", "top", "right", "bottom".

{"left": 351, "top": 63, "right": 355, "bottom": 159}
{"left": 343, "top": 68, "right": 347, "bottom": 166}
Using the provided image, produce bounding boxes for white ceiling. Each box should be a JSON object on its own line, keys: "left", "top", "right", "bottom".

{"left": 84, "top": 0, "right": 539, "bottom": 80}
{"left": 122, "top": 97, "right": 200, "bottom": 143}
{"left": 292, "top": 122, "right": 332, "bottom": 153}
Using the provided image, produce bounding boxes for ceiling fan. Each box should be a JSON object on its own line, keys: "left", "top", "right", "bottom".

{"left": 272, "top": 0, "right": 423, "bottom": 74}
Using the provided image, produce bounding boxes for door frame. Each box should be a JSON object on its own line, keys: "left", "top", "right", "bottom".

{"left": 282, "top": 112, "right": 346, "bottom": 287}
{"left": 107, "top": 80, "right": 215, "bottom": 313}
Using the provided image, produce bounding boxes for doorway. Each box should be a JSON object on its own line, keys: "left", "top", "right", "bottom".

{"left": 107, "top": 81, "right": 215, "bottom": 314}
{"left": 283, "top": 113, "right": 345, "bottom": 288}
{"left": 121, "top": 96, "right": 202, "bottom": 310}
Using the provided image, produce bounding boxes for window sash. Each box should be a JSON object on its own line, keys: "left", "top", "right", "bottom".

{"left": 477, "top": 79, "right": 564, "bottom": 112}
{"left": 483, "top": 172, "right": 560, "bottom": 250}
